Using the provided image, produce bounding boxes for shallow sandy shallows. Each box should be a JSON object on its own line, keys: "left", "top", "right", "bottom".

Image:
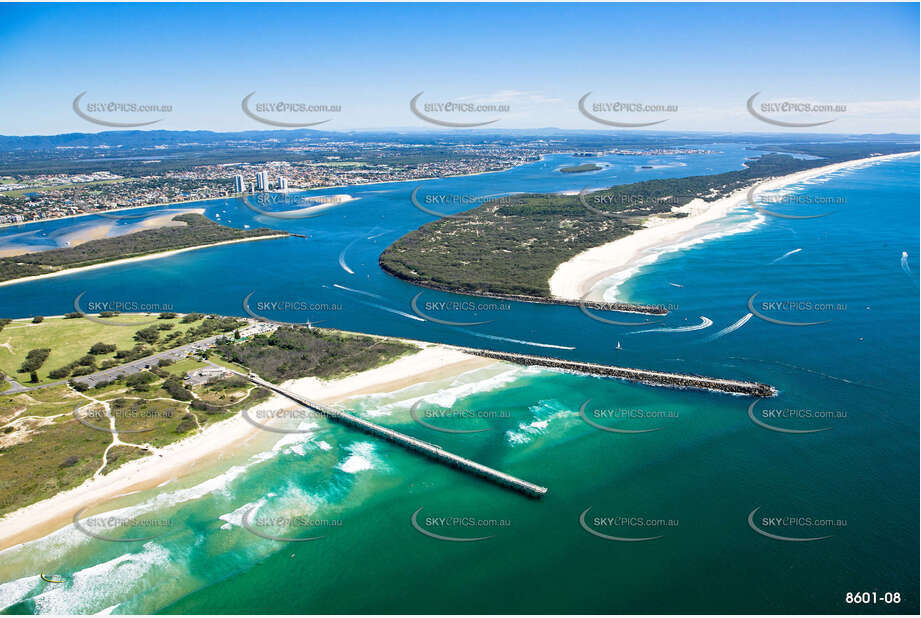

{"left": 0, "top": 344, "right": 493, "bottom": 552}
{"left": 548, "top": 151, "right": 920, "bottom": 302}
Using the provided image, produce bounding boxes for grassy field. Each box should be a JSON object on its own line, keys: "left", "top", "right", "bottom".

{"left": 0, "top": 359, "right": 270, "bottom": 516}
{"left": 0, "top": 315, "right": 208, "bottom": 384}
{"left": 0, "top": 317, "right": 419, "bottom": 517}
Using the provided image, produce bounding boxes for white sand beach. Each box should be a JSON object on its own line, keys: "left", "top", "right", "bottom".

{"left": 0, "top": 208, "right": 205, "bottom": 260}
{"left": 0, "top": 344, "right": 494, "bottom": 551}
{"left": 548, "top": 151, "right": 920, "bottom": 302}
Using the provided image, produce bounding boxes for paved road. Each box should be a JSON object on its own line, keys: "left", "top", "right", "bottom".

{"left": 72, "top": 333, "right": 230, "bottom": 388}
{"left": 3, "top": 377, "right": 67, "bottom": 394}
{"left": 2, "top": 320, "right": 273, "bottom": 394}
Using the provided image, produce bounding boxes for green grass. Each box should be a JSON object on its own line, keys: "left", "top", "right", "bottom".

{"left": 99, "top": 444, "right": 148, "bottom": 476}
{"left": 205, "top": 355, "right": 250, "bottom": 375}
{"left": 109, "top": 398, "right": 196, "bottom": 448}
{"left": 160, "top": 357, "right": 208, "bottom": 377}
{"left": 0, "top": 314, "right": 240, "bottom": 385}
{"left": 0, "top": 388, "right": 79, "bottom": 422}
{"left": 0, "top": 414, "right": 111, "bottom": 516}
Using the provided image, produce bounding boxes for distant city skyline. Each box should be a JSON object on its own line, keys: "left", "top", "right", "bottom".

{"left": 0, "top": 3, "right": 918, "bottom": 135}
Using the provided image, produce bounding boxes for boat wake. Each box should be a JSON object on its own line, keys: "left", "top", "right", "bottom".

{"left": 458, "top": 328, "right": 575, "bottom": 350}
{"left": 337, "top": 240, "right": 357, "bottom": 275}
{"left": 331, "top": 283, "right": 383, "bottom": 300}
{"left": 771, "top": 247, "right": 802, "bottom": 264}
{"left": 631, "top": 316, "right": 712, "bottom": 334}
{"left": 702, "top": 313, "right": 752, "bottom": 342}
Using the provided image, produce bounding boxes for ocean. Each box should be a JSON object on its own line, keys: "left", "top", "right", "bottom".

{"left": 0, "top": 148, "right": 917, "bottom": 614}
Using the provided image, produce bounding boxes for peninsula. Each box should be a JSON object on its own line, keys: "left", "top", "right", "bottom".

{"left": 379, "top": 143, "right": 919, "bottom": 307}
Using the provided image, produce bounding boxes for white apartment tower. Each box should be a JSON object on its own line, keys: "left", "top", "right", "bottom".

{"left": 255, "top": 171, "right": 268, "bottom": 191}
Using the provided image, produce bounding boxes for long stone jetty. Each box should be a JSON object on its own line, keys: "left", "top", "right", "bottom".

{"left": 458, "top": 348, "right": 776, "bottom": 397}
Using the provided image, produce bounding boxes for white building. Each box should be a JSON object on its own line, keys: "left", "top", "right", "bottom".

{"left": 233, "top": 174, "right": 245, "bottom": 193}
{"left": 276, "top": 176, "right": 287, "bottom": 192}
{"left": 255, "top": 171, "right": 268, "bottom": 191}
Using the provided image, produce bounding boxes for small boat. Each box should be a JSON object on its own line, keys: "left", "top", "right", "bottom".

{"left": 41, "top": 573, "right": 65, "bottom": 584}
{"left": 668, "top": 282, "right": 683, "bottom": 288}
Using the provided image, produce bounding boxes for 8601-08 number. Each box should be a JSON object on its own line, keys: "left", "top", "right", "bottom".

{"left": 845, "top": 592, "right": 900, "bottom": 604}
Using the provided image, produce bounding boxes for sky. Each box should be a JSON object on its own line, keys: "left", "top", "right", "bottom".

{"left": 0, "top": 2, "right": 918, "bottom": 136}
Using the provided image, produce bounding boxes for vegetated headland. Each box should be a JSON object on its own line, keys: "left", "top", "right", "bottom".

{"left": 379, "top": 142, "right": 919, "bottom": 310}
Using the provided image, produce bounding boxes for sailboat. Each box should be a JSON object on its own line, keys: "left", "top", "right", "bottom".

{"left": 615, "top": 341, "right": 622, "bottom": 350}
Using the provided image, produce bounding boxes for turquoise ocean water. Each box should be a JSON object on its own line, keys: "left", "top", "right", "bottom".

{"left": 0, "top": 148, "right": 917, "bottom": 614}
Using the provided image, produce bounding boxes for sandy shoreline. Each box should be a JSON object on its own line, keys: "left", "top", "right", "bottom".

{"left": 0, "top": 343, "right": 495, "bottom": 552}
{"left": 0, "top": 208, "right": 206, "bottom": 258}
{"left": 549, "top": 151, "right": 920, "bottom": 302}
{"left": 0, "top": 233, "right": 287, "bottom": 289}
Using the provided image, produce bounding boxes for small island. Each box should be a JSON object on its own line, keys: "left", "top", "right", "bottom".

{"left": 559, "top": 163, "right": 602, "bottom": 174}
{"left": 0, "top": 213, "right": 288, "bottom": 284}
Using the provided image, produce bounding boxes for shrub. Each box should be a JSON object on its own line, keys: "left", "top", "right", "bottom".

{"left": 181, "top": 313, "right": 204, "bottom": 323}
{"left": 190, "top": 399, "right": 220, "bottom": 412}
{"left": 89, "top": 342, "right": 117, "bottom": 355}
{"left": 175, "top": 414, "right": 197, "bottom": 433}
{"left": 125, "top": 371, "right": 157, "bottom": 390}
{"left": 114, "top": 345, "right": 151, "bottom": 361}
{"left": 31, "top": 316, "right": 44, "bottom": 324}
{"left": 99, "top": 311, "right": 119, "bottom": 318}
{"left": 163, "top": 376, "right": 193, "bottom": 401}
{"left": 77, "top": 355, "right": 96, "bottom": 367}
{"left": 64, "top": 312, "right": 83, "bottom": 319}
{"left": 71, "top": 366, "right": 95, "bottom": 377}
{"left": 133, "top": 326, "right": 159, "bottom": 344}
{"left": 159, "top": 312, "right": 178, "bottom": 320}
{"left": 70, "top": 381, "right": 89, "bottom": 392}
{"left": 59, "top": 455, "right": 79, "bottom": 468}
{"left": 0, "top": 318, "right": 11, "bottom": 332}
{"left": 157, "top": 323, "right": 174, "bottom": 331}
{"left": 19, "top": 348, "right": 51, "bottom": 373}
{"left": 48, "top": 367, "right": 73, "bottom": 379}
